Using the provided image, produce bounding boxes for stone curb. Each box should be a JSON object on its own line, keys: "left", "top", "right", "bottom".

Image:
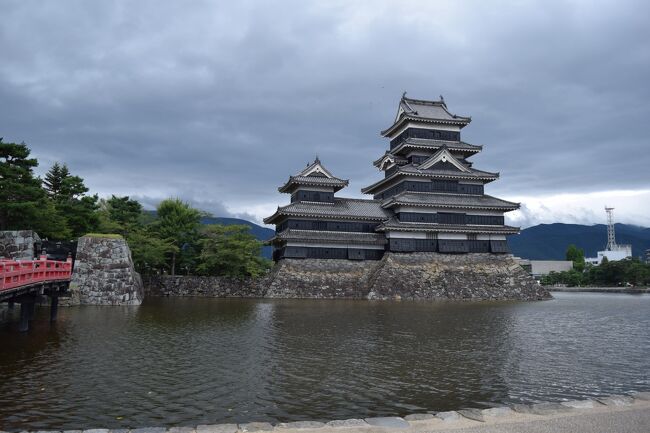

{"left": 5, "top": 392, "right": 647, "bottom": 433}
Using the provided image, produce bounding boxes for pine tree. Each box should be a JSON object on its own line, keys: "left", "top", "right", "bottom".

{"left": 43, "top": 162, "right": 99, "bottom": 237}
{"left": 0, "top": 139, "right": 70, "bottom": 238}
{"left": 43, "top": 162, "right": 70, "bottom": 199}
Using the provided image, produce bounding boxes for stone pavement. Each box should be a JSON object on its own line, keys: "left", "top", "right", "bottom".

{"left": 413, "top": 402, "right": 650, "bottom": 432}
{"left": 271, "top": 397, "right": 650, "bottom": 433}
{"left": 5, "top": 393, "right": 649, "bottom": 433}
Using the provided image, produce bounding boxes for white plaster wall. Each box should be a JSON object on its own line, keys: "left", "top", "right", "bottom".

{"left": 385, "top": 231, "right": 428, "bottom": 239}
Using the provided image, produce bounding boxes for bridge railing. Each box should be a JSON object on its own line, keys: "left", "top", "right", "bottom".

{"left": 0, "top": 255, "right": 73, "bottom": 292}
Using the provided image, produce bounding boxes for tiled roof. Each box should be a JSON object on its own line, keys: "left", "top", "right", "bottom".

{"left": 373, "top": 139, "right": 482, "bottom": 167}
{"left": 398, "top": 164, "right": 497, "bottom": 177}
{"left": 264, "top": 198, "right": 389, "bottom": 224}
{"left": 391, "top": 138, "right": 483, "bottom": 154}
{"left": 382, "top": 96, "right": 471, "bottom": 136}
{"left": 401, "top": 97, "right": 470, "bottom": 121}
{"left": 279, "top": 158, "right": 350, "bottom": 193}
{"left": 278, "top": 175, "right": 349, "bottom": 193}
{"left": 270, "top": 229, "right": 387, "bottom": 245}
{"left": 361, "top": 165, "right": 499, "bottom": 194}
{"left": 377, "top": 217, "right": 520, "bottom": 234}
{"left": 372, "top": 152, "right": 408, "bottom": 168}
{"left": 382, "top": 192, "right": 520, "bottom": 210}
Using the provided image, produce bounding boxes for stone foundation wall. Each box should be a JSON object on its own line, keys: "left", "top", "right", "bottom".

{"left": 147, "top": 253, "right": 550, "bottom": 301}
{"left": 145, "top": 275, "right": 265, "bottom": 298}
{"left": 70, "top": 236, "right": 144, "bottom": 305}
{"left": 265, "top": 258, "right": 384, "bottom": 298}
{"left": 0, "top": 230, "right": 40, "bottom": 260}
{"left": 368, "top": 253, "right": 550, "bottom": 300}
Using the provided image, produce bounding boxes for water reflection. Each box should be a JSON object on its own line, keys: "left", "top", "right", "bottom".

{"left": 0, "top": 294, "right": 648, "bottom": 431}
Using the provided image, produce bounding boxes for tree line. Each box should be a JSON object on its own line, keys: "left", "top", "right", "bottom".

{"left": 540, "top": 244, "right": 650, "bottom": 287}
{"left": 0, "top": 139, "right": 272, "bottom": 277}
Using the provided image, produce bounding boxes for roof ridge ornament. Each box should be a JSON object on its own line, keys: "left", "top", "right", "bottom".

{"left": 401, "top": 92, "right": 417, "bottom": 115}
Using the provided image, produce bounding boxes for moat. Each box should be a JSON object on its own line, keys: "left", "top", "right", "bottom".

{"left": 1, "top": 293, "right": 649, "bottom": 431}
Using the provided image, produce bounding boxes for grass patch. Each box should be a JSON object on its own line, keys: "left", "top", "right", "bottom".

{"left": 83, "top": 233, "right": 123, "bottom": 239}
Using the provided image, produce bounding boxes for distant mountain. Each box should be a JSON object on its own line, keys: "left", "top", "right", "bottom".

{"left": 151, "top": 211, "right": 650, "bottom": 262}
{"left": 200, "top": 216, "right": 275, "bottom": 259}
{"left": 509, "top": 223, "right": 650, "bottom": 260}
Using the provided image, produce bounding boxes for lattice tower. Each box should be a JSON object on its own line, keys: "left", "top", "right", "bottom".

{"left": 605, "top": 206, "right": 617, "bottom": 251}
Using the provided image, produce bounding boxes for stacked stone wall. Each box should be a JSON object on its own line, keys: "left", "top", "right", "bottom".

{"left": 145, "top": 275, "right": 265, "bottom": 298}
{"left": 147, "top": 253, "right": 550, "bottom": 301}
{"left": 0, "top": 230, "right": 40, "bottom": 260}
{"left": 70, "top": 236, "right": 144, "bottom": 305}
{"left": 265, "top": 258, "right": 384, "bottom": 298}
{"left": 368, "top": 253, "right": 550, "bottom": 300}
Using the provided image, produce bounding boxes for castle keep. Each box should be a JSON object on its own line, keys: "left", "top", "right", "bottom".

{"left": 265, "top": 95, "right": 521, "bottom": 261}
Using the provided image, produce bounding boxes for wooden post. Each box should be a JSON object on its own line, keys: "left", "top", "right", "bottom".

{"left": 50, "top": 295, "right": 59, "bottom": 322}
{"left": 18, "top": 302, "right": 31, "bottom": 332}
{"left": 27, "top": 300, "right": 36, "bottom": 320}
{"left": 8, "top": 301, "right": 14, "bottom": 310}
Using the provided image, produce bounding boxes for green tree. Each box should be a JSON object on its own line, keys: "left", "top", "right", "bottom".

{"left": 97, "top": 195, "right": 144, "bottom": 235}
{"left": 0, "top": 139, "right": 69, "bottom": 238}
{"left": 127, "top": 229, "right": 177, "bottom": 274}
{"left": 565, "top": 244, "right": 585, "bottom": 272}
{"left": 106, "top": 195, "right": 143, "bottom": 227}
{"left": 43, "top": 162, "right": 70, "bottom": 198}
{"left": 583, "top": 257, "right": 650, "bottom": 286}
{"left": 153, "top": 198, "right": 203, "bottom": 275}
{"left": 197, "top": 224, "right": 272, "bottom": 277}
{"left": 44, "top": 163, "right": 99, "bottom": 238}
{"left": 624, "top": 259, "right": 649, "bottom": 286}
{"left": 540, "top": 269, "right": 585, "bottom": 287}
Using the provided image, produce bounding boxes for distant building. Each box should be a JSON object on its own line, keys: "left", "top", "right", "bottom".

{"left": 516, "top": 259, "right": 573, "bottom": 277}
{"left": 585, "top": 246, "right": 633, "bottom": 266}
{"left": 645, "top": 249, "right": 650, "bottom": 264}
{"left": 265, "top": 95, "right": 521, "bottom": 261}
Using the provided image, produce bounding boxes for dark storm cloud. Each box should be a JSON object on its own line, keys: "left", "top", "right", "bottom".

{"left": 1, "top": 0, "right": 649, "bottom": 223}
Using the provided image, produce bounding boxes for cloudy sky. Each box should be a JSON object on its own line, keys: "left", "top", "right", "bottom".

{"left": 2, "top": 0, "right": 649, "bottom": 228}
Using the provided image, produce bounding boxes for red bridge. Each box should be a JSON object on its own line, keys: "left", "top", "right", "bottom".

{"left": 1, "top": 254, "right": 72, "bottom": 331}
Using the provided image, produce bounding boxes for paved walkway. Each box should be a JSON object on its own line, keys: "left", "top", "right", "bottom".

{"left": 273, "top": 397, "right": 650, "bottom": 433}
{"left": 8, "top": 395, "right": 650, "bottom": 433}
{"left": 430, "top": 404, "right": 650, "bottom": 432}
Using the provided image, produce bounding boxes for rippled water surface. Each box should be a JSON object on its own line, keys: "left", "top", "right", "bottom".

{"left": 1, "top": 293, "right": 649, "bottom": 430}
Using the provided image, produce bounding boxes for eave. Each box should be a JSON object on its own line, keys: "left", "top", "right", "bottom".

{"left": 381, "top": 199, "right": 520, "bottom": 212}
{"left": 381, "top": 115, "right": 471, "bottom": 137}
{"left": 269, "top": 229, "right": 387, "bottom": 246}
{"left": 361, "top": 169, "right": 499, "bottom": 195}
{"left": 390, "top": 140, "right": 483, "bottom": 157}
{"left": 278, "top": 177, "right": 349, "bottom": 193}
{"left": 372, "top": 153, "right": 407, "bottom": 169}
{"left": 376, "top": 222, "right": 520, "bottom": 235}
{"left": 263, "top": 209, "right": 387, "bottom": 225}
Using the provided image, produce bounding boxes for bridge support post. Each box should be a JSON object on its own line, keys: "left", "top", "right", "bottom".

{"left": 27, "top": 301, "right": 36, "bottom": 320}
{"left": 50, "top": 295, "right": 59, "bottom": 322}
{"left": 18, "top": 302, "right": 32, "bottom": 332}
